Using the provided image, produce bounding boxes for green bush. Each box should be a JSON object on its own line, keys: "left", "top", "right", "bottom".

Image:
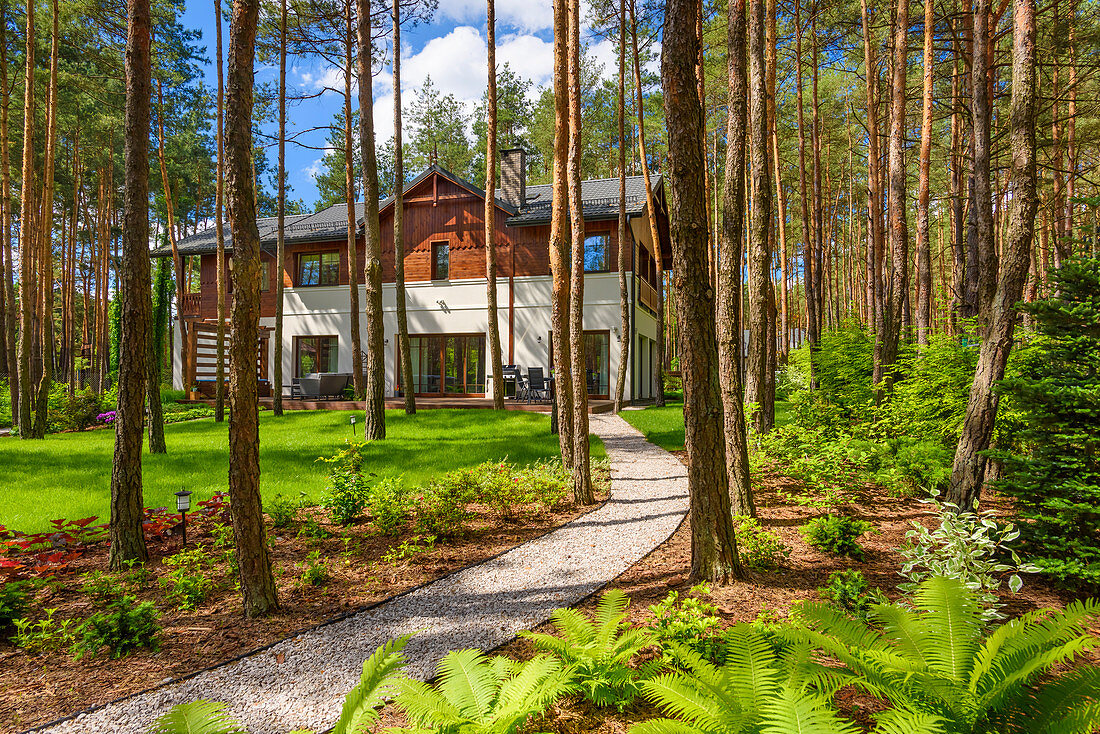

{"left": 320, "top": 443, "right": 369, "bottom": 526}
{"left": 160, "top": 547, "right": 214, "bottom": 611}
{"left": 81, "top": 571, "right": 126, "bottom": 604}
{"left": 869, "top": 437, "right": 954, "bottom": 497}
{"left": 415, "top": 476, "right": 474, "bottom": 537}
{"left": 0, "top": 581, "right": 29, "bottom": 630}
{"left": 300, "top": 550, "right": 328, "bottom": 586}
{"left": 367, "top": 477, "right": 413, "bottom": 535}
{"left": 160, "top": 387, "right": 187, "bottom": 404}
{"left": 12, "top": 608, "right": 77, "bottom": 653}
{"left": 267, "top": 493, "right": 299, "bottom": 528}
{"left": 647, "top": 583, "right": 724, "bottom": 664}
{"left": 994, "top": 258, "right": 1100, "bottom": 589}
{"left": 515, "top": 459, "right": 571, "bottom": 508}
{"left": 734, "top": 516, "right": 790, "bottom": 570}
{"left": 74, "top": 594, "right": 160, "bottom": 659}
{"left": 818, "top": 569, "right": 884, "bottom": 622}
{"left": 800, "top": 515, "right": 874, "bottom": 559}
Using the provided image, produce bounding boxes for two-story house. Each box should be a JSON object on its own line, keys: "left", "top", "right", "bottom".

{"left": 154, "top": 149, "right": 670, "bottom": 403}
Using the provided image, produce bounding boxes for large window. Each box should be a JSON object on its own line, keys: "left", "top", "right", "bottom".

{"left": 547, "top": 330, "right": 611, "bottom": 398}
{"left": 432, "top": 241, "right": 450, "bottom": 280}
{"left": 583, "top": 234, "right": 609, "bottom": 272}
{"left": 295, "top": 336, "right": 338, "bottom": 376}
{"left": 400, "top": 334, "right": 485, "bottom": 395}
{"left": 298, "top": 252, "right": 340, "bottom": 286}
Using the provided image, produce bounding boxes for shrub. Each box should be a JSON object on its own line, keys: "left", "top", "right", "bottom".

{"left": 415, "top": 477, "right": 472, "bottom": 537}
{"left": 869, "top": 437, "right": 953, "bottom": 497}
{"left": 320, "top": 444, "right": 369, "bottom": 526}
{"left": 522, "top": 589, "right": 656, "bottom": 710}
{"left": 647, "top": 583, "right": 723, "bottom": 664}
{"left": 160, "top": 547, "right": 214, "bottom": 611}
{"left": 74, "top": 594, "right": 160, "bottom": 659}
{"left": 0, "top": 581, "right": 28, "bottom": 630}
{"left": 899, "top": 494, "right": 1037, "bottom": 623}
{"left": 12, "top": 608, "right": 77, "bottom": 653}
{"left": 81, "top": 571, "right": 125, "bottom": 604}
{"left": 267, "top": 493, "right": 298, "bottom": 528}
{"left": 300, "top": 550, "right": 327, "bottom": 586}
{"left": 381, "top": 535, "right": 436, "bottom": 565}
{"left": 994, "top": 258, "right": 1100, "bottom": 589}
{"left": 800, "top": 515, "right": 874, "bottom": 559}
{"left": 367, "top": 477, "right": 413, "bottom": 535}
{"left": 818, "top": 569, "right": 884, "bottom": 622}
{"left": 734, "top": 516, "right": 790, "bottom": 570}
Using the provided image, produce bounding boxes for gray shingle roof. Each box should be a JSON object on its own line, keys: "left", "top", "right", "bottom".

{"left": 154, "top": 166, "right": 659, "bottom": 257}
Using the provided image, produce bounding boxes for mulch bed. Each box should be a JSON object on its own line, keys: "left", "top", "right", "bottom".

{"left": 0, "top": 488, "right": 608, "bottom": 734}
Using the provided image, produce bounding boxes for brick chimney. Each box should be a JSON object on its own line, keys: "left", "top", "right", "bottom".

{"left": 500, "top": 148, "right": 526, "bottom": 209}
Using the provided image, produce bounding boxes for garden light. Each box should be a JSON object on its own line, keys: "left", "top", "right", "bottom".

{"left": 175, "top": 489, "right": 193, "bottom": 546}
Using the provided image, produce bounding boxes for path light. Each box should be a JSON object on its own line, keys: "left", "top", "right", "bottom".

{"left": 350, "top": 415, "right": 356, "bottom": 437}
{"left": 175, "top": 489, "right": 193, "bottom": 546}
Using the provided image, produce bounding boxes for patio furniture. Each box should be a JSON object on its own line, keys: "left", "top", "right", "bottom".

{"left": 501, "top": 365, "right": 521, "bottom": 400}
{"left": 526, "top": 367, "right": 549, "bottom": 403}
{"left": 296, "top": 374, "right": 321, "bottom": 399}
{"left": 317, "top": 372, "right": 352, "bottom": 398}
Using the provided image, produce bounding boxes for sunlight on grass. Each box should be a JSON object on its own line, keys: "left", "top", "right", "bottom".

{"left": 0, "top": 409, "right": 604, "bottom": 533}
{"left": 621, "top": 400, "right": 792, "bottom": 452}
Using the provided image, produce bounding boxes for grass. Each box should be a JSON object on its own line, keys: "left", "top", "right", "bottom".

{"left": 0, "top": 409, "right": 604, "bottom": 533}
{"left": 621, "top": 399, "right": 793, "bottom": 452}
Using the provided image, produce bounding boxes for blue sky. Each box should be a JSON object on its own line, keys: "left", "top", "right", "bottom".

{"left": 178, "top": 0, "right": 622, "bottom": 208}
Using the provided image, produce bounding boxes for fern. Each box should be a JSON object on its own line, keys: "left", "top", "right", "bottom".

{"left": 146, "top": 700, "right": 244, "bottom": 734}
{"left": 331, "top": 634, "right": 412, "bottom": 734}
{"left": 390, "top": 648, "right": 575, "bottom": 734}
{"left": 521, "top": 589, "right": 656, "bottom": 710}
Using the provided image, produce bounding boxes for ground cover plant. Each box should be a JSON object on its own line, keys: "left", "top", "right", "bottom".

{"left": 0, "top": 409, "right": 603, "bottom": 533}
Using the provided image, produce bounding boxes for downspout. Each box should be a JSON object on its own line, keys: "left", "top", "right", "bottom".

{"left": 509, "top": 234, "right": 514, "bottom": 364}
{"left": 629, "top": 214, "right": 636, "bottom": 404}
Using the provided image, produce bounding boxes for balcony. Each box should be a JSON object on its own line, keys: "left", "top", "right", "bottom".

{"left": 638, "top": 278, "right": 660, "bottom": 314}
{"left": 180, "top": 292, "right": 202, "bottom": 319}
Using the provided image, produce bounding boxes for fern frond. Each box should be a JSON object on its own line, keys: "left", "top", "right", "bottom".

{"left": 496, "top": 655, "right": 575, "bottom": 726}
{"left": 146, "top": 700, "right": 244, "bottom": 734}
{"left": 911, "top": 577, "right": 981, "bottom": 683}
{"left": 1004, "top": 660, "right": 1100, "bottom": 734}
{"left": 759, "top": 686, "right": 859, "bottom": 734}
{"left": 640, "top": 673, "right": 733, "bottom": 731}
{"left": 551, "top": 607, "right": 598, "bottom": 647}
{"left": 391, "top": 676, "right": 465, "bottom": 729}
{"left": 873, "top": 603, "right": 933, "bottom": 672}
{"left": 332, "top": 634, "right": 411, "bottom": 734}
{"left": 628, "top": 719, "right": 713, "bottom": 734}
{"left": 721, "top": 624, "right": 780, "bottom": 715}
{"left": 871, "top": 708, "right": 946, "bottom": 734}
{"left": 434, "top": 648, "right": 499, "bottom": 720}
{"left": 594, "top": 589, "right": 631, "bottom": 649}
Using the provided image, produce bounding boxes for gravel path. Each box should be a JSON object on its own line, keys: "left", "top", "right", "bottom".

{"left": 36, "top": 413, "right": 688, "bottom": 734}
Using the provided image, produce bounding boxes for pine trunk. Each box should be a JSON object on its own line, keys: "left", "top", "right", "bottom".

{"left": 916, "top": 0, "right": 933, "bottom": 346}
{"left": 273, "top": 0, "right": 286, "bottom": 417}
{"left": 344, "top": 1, "right": 363, "bottom": 400}
{"left": 613, "top": 0, "right": 629, "bottom": 413}
{"left": 0, "top": 0, "right": 15, "bottom": 423}
{"left": 393, "top": 0, "right": 415, "bottom": 416}
{"left": 485, "top": 0, "right": 505, "bottom": 410}
{"left": 17, "top": 0, "right": 35, "bottom": 435}
{"left": 214, "top": 0, "right": 227, "bottom": 422}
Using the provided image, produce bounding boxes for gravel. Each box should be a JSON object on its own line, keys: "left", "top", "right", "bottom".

{"left": 34, "top": 413, "right": 688, "bottom": 734}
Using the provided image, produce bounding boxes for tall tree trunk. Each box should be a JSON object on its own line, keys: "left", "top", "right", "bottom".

{"left": 745, "top": 0, "right": 772, "bottom": 433}
{"left": 793, "top": 0, "right": 816, "bottom": 385}
{"left": 916, "top": 0, "right": 934, "bottom": 346}
{"left": 393, "top": 0, "right": 414, "bottom": 415}
{"left": 630, "top": 1, "right": 665, "bottom": 408}
{"left": 950, "top": 20, "right": 965, "bottom": 334}
{"left": 147, "top": 246, "right": 167, "bottom": 454}
{"left": 485, "top": 0, "right": 505, "bottom": 410}
{"left": 0, "top": 0, "right": 16, "bottom": 424}
{"left": 344, "top": 0, "right": 363, "bottom": 399}
{"left": 215, "top": 0, "right": 227, "bottom": 422}
{"left": 947, "top": 0, "right": 1036, "bottom": 510}
{"left": 566, "top": 0, "right": 594, "bottom": 504}
{"left": 970, "top": 0, "right": 996, "bottom": 322}
{"left": 225, "top": 0, "right": 278, "bottom": 617}
{"left": 876, "top": 0, "right": 910, "bottom": 398}
{"left": 550, "top": 0, "right": 575, "bottom": 469}
{"left": 613, "top": 0, "right": 629, "bottom": 412}
{"left": 110, "top": 0, "right": 152, "bottom": 568}
{"left": 860, "top": 0, "right": 884, "bottom": 346}
{"left": 810, "top": 9, "right": 824, "bottom": 350}
{"left": 718, "top": 0, "right": 755, "bottom": 517}
{"left": 357, "top": 0, "right": 385, "bottom": 440}
{"left": 662, "top": 0, "right": 744, "bottom": 585}
{"left": 16, "top": 0, "right": 35, "bottom": 436}
{"left": 273, "top": 0, "right": 286, "bottom": 417}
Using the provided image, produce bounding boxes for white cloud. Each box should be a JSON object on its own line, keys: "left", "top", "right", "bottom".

{"left": 434, "top": 0, "right": 554, "bottom": 33}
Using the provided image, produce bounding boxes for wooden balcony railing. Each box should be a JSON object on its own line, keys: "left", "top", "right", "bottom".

{"left": 638, "top": 278, "right": 660, "bottom": 314}
{"left": 181, "top": 292, "right": 202, "bottom": 319}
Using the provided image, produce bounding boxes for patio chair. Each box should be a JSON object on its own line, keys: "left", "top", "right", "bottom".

{"left": 318, "top": 372, "right": 352, "bottom": 398}
{"left": 297, "top": 374, "right": 321, "bottom": 399}
{"left": 526, "top": 367, "right": 549, "bottom": 403}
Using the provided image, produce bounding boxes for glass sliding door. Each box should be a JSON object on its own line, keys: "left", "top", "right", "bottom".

{"left": 584, "top": 331, "right": 610, "bottom": 398}
{"left": 401, "top": 334, "right": 486, "bottom": 395}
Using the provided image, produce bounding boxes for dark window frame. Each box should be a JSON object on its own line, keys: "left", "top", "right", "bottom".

{"left": 294, "top": 335, "right": 339, "bottom": 376}
{"left": 297, "top": 251, "right": 341, "bottom": 287}
{"left": 431, "top": 241, "right": 450, "bottom": 281}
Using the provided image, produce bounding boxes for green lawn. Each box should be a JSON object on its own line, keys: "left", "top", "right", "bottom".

{"left": 0, "top": 409, "right": 604, "bottom": 533}
{"left": 621, "top": 400, "right": 792, "bottom": 452}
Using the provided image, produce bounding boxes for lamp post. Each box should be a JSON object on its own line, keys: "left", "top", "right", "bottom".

{"left": 175, "top": 490, "right": 193, "bottom": 546}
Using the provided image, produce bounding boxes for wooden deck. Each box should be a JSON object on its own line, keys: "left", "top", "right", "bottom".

{"left": 182, "top": 396, "right": 615, "bottom": 414}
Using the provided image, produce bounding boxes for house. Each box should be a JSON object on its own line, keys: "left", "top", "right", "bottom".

{"left": 153, "top": 149, "right": 671, "bottom": 403}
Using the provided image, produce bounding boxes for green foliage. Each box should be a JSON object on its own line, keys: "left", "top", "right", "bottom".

{"left": 819, "top": 570, "right": 884, "bottom": 622}
{"left": 522, "top": 589, "right": 656, "bottom": 710}
{"left": 899, "top": 495, "right": 1038, "bottom": 622}
{"left": 994, "top": 258, "right": 1100, "bottom": 588}
{"left": 793, "top": 576, "right": 1100, "bottom": 733}
{"left": 299, "top": 550, "right": 327, "bottom": 586}
{"left": 267, "top": 493, "right": 299, "bottom": 528}
{"left": 81, "top": 570, "right": 126, "bottom": 603}
{"left": 803, "top": 325, "right": 875, "bottom": 419}
{"left": 147, "top": 700, "right": 244, "bottom": 734}
{"left": 381, "top": 535, "right": 436, "bottom": 565}
{"left": 160, "top": 547, "right": 214, "bottom": 611}
{"left": 367, "top": 476, "right": 413, "bottom": 535}
{"left": 800, "top": 515, "right": 874, "bottom": 559}
{"left": 733, "top": 516, "right": 790, "bottom": 570}
{"left": 74, "top": 595, "right": 160, "bottom": 659}
{"left": 416, "top": 475, "right": 476, "bottom": 537}
{"left": 648, "top": 583, "right": 724, "bottom": 664}
{"left": 630, "top": 625, "right": 860, "bottom": 734}
{"left": 12, "top": 608, "right": 78, "bottom": 653}
{"left": 756, "top": 424, "right": 868, "bottom": 506}
{"left": 320, "top": 443, "right": 369, "bottom": 526}
{"left": 390, "top": 648, "right": 575, "bottom": 734}
{"left": 331, "top": 635, "right": 412, "bottom": 734}
{"left": 297, "top": 516, "right": 332, "bottom": 540}
{"left": 867, "top": 438, "right": 954, "bottom": 497}
{"left": 0, "top": 581, "right": 28, "bottom": 630}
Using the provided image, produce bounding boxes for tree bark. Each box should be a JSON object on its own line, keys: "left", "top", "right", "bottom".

{"left": 860, "top": 0, "right": 884, "bottom": 346}
{"left": 793, "top": 0, "right": 816, "bottom": 385}
{"left": 215, "top": 0, "right": 227, "bottom": 422}
{"left": 718, "top": 0, "right": 755, "bottom": 518}
{"left": 662, "top": 0, "right": 744, "bottom": 585}
{"left": 485, "top": 0, "right": 505, "bottom": 410}
{"left": 357, "top": 0, "right": 385, "bottom": 440}
{"left": 393, "top": 0, "right": 415, "bottom": 416}
{"left": 0, "top": 0, "right": 16, "bottom": 425}
{"left": 916, "top": 0, "right": 934, "bottom": 346}
{"left": 810, "top": 10, "right": 824, "bottom": 353}
{"left": 226, "top": 0, "right": 278, "bottom": 617}
{"left": 613, "top": 0, "right": 630, "bottom": 413}
{"left": 947, "top": 0, "right": 1036, "bottom": 510}
{"left": 566, "top": 0, "right": 594, "bottom": 504}
{"left": 745, "top": 0, "right": 772, "bottom": 434}
{"left": 550, "top": 0, "right": 574, "bottom": 469}
{"left": 970, "top": 0, "right": 996, "bottom": 322}
{"left": 110, "top": 0, "right": 152, "bottom": 569}
{"left": 17, "top": 0, "right": 35, "bottom": 436}
{"left": 273, "top": 0, "right": 286, "bottom": 417}
{"left": 344, "top": 0, "right": 363, "bottom": 400}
